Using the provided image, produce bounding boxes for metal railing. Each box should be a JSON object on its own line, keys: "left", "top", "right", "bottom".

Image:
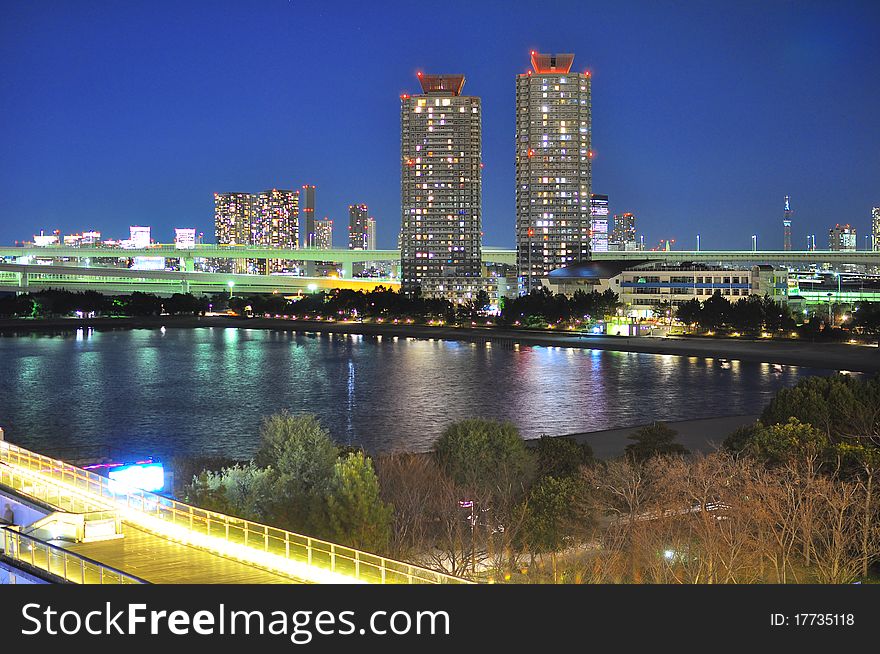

{"left": 1, "top": 527, "right": 145, "bottom": 584}
{"left": 1, "top": 441, "right": 471, "bottom": 584}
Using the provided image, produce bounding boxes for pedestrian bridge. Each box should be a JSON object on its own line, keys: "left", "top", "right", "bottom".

{"left": 0, "top": 440, "right": 469, "bottom": 585}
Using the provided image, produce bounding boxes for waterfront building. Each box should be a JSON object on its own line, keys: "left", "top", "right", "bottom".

{"left": 400, "top": 72, "right": 482, "bottom": 293}
{"left": 122, "top": 226, "right": 151, "bottom": 249}
{"left": 515, "top": 52, "right": 592, "bottom": 294}
{"left": 610, "top": 213, "right": 637, "bottom": 251}
{"left": 783, "top": 196, "right": 793, "bottom": 251}
{"left": 590, "top": 194, "right": 609, "bottom": 253}
{"left": 543, "top": 260, "right": 788, "bottom": 315}
{"left": 419, "top": 275, "right": 509, "bottom": 311}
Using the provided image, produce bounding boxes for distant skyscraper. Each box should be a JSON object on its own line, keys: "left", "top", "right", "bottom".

{"left": 610, "top": 213, "right": 637, "bottom": 250}
{"left": 783, "top": 195, "right": 793, "bottom": 251}
{"left": 251, "top": 188, "right": 299, "bottom": 273}
{"left": 400, "top": 72, "right": 481, "bottom": 292}
{"left": 589, "top": 194, "right": 609, "bottom": 253}
{"left": 873, "top": 207, "right": 880, "bottom": 251}
{"left": 314, "top": 219, "right": 333, "bottom": 250}
{"left": 828, "top": 224, "right": 857, "bottom": 251}
{"left": 348, "top": 203, "right": 370, "bottom": 250}
{"left": 366, "top": 217, "right": 377, "bottom": 251}
{"left": 515, "top": 52, "right": 592, "bottom": 293}
{"left": 174, "top": 228, "right": 196, "bottom": 249}
{"left": 127, "top": 226, "right": 151, "bottom": 249}
{"left": 214, "top": 192, "right": 253, "bottom": 273}
{"left": 302, "top": 185, "right": 316, "bottom": 248}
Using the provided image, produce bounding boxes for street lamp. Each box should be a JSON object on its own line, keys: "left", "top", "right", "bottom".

{"left": 751, "top": 235, "right": 757, "bottom": 252}
{"left": 227, "top": 280, "right": 234, "bottom": 299}
{"left": 696, "top": 234, "right": 701, "bottom": 252}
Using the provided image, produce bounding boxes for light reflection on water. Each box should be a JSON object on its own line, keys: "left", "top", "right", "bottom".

{"left": 0, "top": 328, "right": 844, "bottom": 460}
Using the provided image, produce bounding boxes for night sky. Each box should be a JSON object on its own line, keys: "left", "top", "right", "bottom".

{"left": 1, "top": 0, "right": 877, "bottom": 251}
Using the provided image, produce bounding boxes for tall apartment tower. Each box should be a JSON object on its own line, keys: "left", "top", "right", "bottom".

{"left": 872, "top": 207, "right": 880, "bottom": 251}
{"left": 783, "top": 195, "right": 793, "bottom": 251}
{"left": 400, "top": 72, "right": 482, "bottom": 293}
{"left": 315, "top": 219, "right": 333, "bottom": 249}
{"left": 366, "top": 217, "right": 377, "bottom": 250}
{"left": 252, "top": 188, "right": 299, "bottom": 273}
{"left": 610, "top": 212, "right": 637, "bottom": 250}
{"left": 214, "top": 192, "right": 253, "bottom": 273}
{"left": 829, "top": 224, "right": 857, "bottom": 251}
{"left": 515, "top": 52, "right": 592, "bottom": 294}
{"left": 302, "top": 185, "right": 317, "bottom": 248}
{"left": 589, "top": 194, "right": 609, "bottom": 253}
{"left": 348, "top": 203, "right": 370, "bottom": 250}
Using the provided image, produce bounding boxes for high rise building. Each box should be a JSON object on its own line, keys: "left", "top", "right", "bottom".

{"left": 783, "top": 196, "right": 793, "bottom": 251}
{"left": 873, "top": 207, "right": 880, "bottom": 251}
{"left": 828, "top": 224, "right": 857, "bottom": 251}
{"left": 302, "top": 185, "right": 316, "bottom": 248}
{"left": 251, "top": 188, "right": 299, "bottom": 273}
{"left": 400, "top": 72, "right": 482, "bottom": 293}
{"left": 174, "top": 228, "right": 196, "bottom": 250}
{"left": 214, "top": 192, "right": 253, "bottom": 272}
{"left": 589, "top": 194, "right": 609, "bottom": 253}
{"left": 366, "top": 217, "right": 377, "bottom": 251}
{"left": 125, "top": 226, "right": 151, "bottom": 249}
{"left": 348, "top": 203, "right": 370, "bottom": 250}
{"left": 515, "top": 52, "right": 592, "bottom": 294}
{"left": 315, "top": 219, "right": 333, "bottom": 249}
{"left": 610, "top": 213, "right": 637, "bottom": 250}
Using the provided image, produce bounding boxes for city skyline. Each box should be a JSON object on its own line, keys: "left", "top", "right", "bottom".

{"left": 0, "top": 1, "right": 878, "bottom": 252}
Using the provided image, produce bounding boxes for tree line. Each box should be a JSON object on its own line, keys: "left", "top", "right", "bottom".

{"left": 0, "top": 289, "right": 208, "bottom": 318}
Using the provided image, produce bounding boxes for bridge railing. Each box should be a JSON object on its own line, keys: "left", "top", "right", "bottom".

{"left": 0, "top": 441, "right": 471, "bottom": 584}
{"left": 1, "top": 526, "right": 145, "bottom": 584}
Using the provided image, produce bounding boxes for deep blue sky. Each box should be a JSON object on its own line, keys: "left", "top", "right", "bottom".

{"left": 1, "top": 0, "right": 878, "bottom": 250}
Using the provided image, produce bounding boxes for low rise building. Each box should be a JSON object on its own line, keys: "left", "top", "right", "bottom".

{"left": 543, "top": 260, "right": 789, "bottom": 315}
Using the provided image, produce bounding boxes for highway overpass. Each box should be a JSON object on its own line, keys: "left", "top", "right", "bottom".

{"left": 0, "top": 244, "right": 519, "bottom": 274}
{"left": 0, "top": 262, "right": 400, "bottom": 295}
{"left": 591, "top": 249, "right": 880, "bottom": 266}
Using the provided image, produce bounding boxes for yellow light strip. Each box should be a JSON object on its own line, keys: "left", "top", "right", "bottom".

{"left": 2, "top": 461, "right": 366, "bottom": 584}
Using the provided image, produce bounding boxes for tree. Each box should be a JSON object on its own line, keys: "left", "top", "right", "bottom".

{"left": 760, "top": 375, "right": 880, "bottom": 445}
{"left": 675, "top": 298, "right": 701, "bottom": 327}
{"left": 434, "top": 419, "right": 534, "bottom": 495}
{"left": 434, "top": 419, "right": 535, "bottom": 577}
{"left": 741, "top": 418, "right": 830, "bottom": 466}
{"left": 326, "top": 451, "right": 393, "bottom": 552}
{"left": 534, "top": 435, "right": 594, "bottom": 479}
{"left": 624, "top": 422, "right": 689, "bottom": 462}
{"left": 698, "top": 291, "right": 730, "bottom": 331}
{"left": 521, "top": 475, "right": 595, "bottom": 582}
{"left": 187, "top": 463, "right": 274, "bottom": 522}
{"left": 254, "top": 411, "right": 339, "bottom": 532}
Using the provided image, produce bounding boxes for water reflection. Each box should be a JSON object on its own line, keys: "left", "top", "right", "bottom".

{"left": 0, "top": 328, "right": 845, "bottom": 460}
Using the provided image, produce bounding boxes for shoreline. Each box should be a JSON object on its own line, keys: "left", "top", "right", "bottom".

{"left": 1, "top": 315, "right": 878, "bottom": 373}
{"left": 557, "top": 414, "right": 760, "bottom": 460}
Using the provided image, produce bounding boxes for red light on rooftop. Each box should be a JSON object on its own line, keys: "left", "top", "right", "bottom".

{"left": 416, "top": 71, "right": 423, "bottom": 77}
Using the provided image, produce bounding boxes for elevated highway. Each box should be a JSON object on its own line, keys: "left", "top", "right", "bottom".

{"left": 0, "top": 262, "right": 399, "bottom": 295}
